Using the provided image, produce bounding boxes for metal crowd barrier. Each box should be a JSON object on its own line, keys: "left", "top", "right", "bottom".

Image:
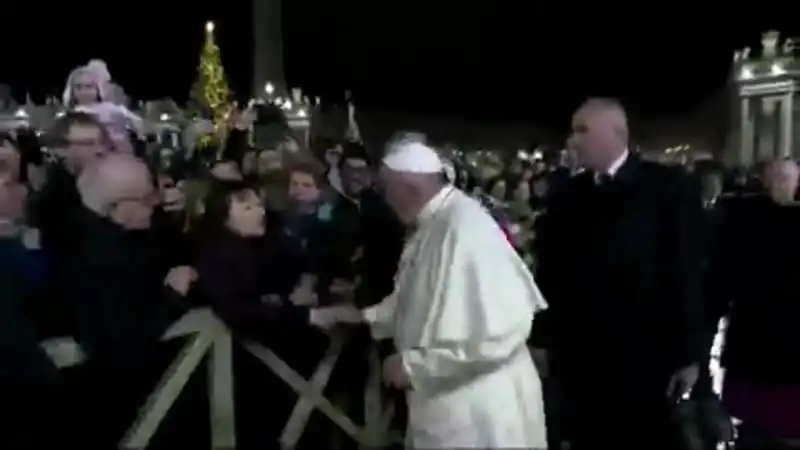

{"left": 710, "top": 318, "right": 727, "bottom": 395}
{"left": 39, "top": 307, "right": 399, "bottom": 449}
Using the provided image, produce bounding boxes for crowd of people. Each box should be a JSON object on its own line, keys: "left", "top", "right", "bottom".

{"left": 0, "top": 61, "right": 798, "bottom": 450}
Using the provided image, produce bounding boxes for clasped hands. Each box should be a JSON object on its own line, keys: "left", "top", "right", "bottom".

{"left": 308, "top": 304, "right": 363, "bottom": 330}
{"left": 287, "top": 275, "right": 362, "bottom": 330}
{"left": 382, "top": 353, "right": 410, "bottom": 390}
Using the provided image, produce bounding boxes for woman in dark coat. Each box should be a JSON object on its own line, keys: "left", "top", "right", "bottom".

{"left": 195, "top": 181, "right": 358, "bottom": 448}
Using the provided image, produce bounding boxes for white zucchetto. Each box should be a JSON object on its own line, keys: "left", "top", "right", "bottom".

{"left": 383, "top": 141, "right": 444, "bottom": 174}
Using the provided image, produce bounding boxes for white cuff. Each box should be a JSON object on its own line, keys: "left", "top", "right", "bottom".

{"left": 362, "top": 305, "right": 378, "bottom": 324}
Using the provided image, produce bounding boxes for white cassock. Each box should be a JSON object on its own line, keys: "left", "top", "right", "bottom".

{"left": 364, "top": 184, "right": 549, "bottom": 449}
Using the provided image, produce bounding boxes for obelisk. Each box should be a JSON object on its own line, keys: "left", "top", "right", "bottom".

{"left": 253, "top": 0, "right": 285, "bottom": 97}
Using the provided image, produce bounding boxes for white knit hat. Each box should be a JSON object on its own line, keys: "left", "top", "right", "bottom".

{"left": 62, "top": 65, "right": 105, "bottom": 106}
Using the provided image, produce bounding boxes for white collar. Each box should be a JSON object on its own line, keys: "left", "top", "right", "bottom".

{"left": 417, "top": 186, "right": 453, "bottom": 223}
{"left": 595, "top": 149, "right": 629, "bottom": 183}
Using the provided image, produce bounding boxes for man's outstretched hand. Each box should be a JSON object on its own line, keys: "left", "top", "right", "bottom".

{"left": 309, "top": 305, "right": 364, "bottom": 330}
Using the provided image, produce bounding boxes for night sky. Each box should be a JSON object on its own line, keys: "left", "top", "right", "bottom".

{"left": 2, "top": 2, "right": 796, "bottom": 133}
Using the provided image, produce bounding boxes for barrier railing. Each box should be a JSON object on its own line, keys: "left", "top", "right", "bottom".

{"left": 39, "top": 307, "right": 398, "bottom": 449}
{"left": 710, "top": 318, "right": 726, "bottom": 395}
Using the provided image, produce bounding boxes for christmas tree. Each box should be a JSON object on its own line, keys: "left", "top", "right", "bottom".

{"left": 189, "top": 21, "right": 233, "bottom": 149}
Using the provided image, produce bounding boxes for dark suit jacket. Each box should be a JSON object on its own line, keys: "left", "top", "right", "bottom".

{"left": 0, "top": 239, "right": 57, "bottom": 383}
{"left": 29, "top": 164, "right": 82, "bottom": 334}
{"left": 708, "top": 195, "right": 800, "bottom": 383}
{"left": 533, "top": 155, "right": 707, "bottom": 380}
{"left": 196, "top": 229, "right": 326, "bottom": 346}
{"left": 355, "top": 189, "right": 406, "bottom": 308}
{"left": 317, "top": 192, "right": 362, "bottom": 287}
{"left": 316, "top": 189, "right": 405, "bottom": 309}
{"left": 72, "top": 209, "right": 185, "bottom": 358}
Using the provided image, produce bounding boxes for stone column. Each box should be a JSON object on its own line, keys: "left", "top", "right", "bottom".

{"left": 253, "top": 0, "right": 285, "bottom": 97}
{"left": 758, "top": 97, "right": 777, "bottom": 161}
{"left": 780, "top": 93, "right": 793, "bottom": 158}
{"left": 794, "top": 97, "right": 800, "bottom": 159}
{"left": 740, "top": 97, "right": 754, "bottom": 165}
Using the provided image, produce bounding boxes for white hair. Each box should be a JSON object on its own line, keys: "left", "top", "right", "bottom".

{"left": 78, "top": 155, "right": 151, "bottom": 216}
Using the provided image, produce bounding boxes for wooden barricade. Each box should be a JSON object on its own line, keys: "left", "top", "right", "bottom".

{"left": 39, "top": 307, "right": 399, "bottom": 449}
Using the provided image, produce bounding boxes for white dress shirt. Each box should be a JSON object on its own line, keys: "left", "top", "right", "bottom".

{"left": 594, "top": 149, "right": 629, "bottom": 184}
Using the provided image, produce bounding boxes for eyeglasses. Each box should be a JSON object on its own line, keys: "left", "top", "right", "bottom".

{"left": 114, "top": 191, "right": 159, "bottom": 208}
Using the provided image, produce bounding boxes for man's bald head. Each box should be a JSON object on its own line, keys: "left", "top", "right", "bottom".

{"left": 577, "top": 98, "right": 629, "bottom": 134}
{"left": 570, "top": 98, "right": 630, "bottom": 172}
{"left": 78, "top": 154, "right": 155, "bottom": 228}
{"left": 764, "top": 157, "right": 799, "bottom": 203}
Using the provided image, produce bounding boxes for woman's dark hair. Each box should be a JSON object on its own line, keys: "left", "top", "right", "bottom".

{"left": 196, "top": 180, "right": 257, "bottom": 242}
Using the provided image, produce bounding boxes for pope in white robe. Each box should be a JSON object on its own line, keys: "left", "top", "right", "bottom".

{"left": 363, "top": 136, "right": 549, "bottom": 449}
